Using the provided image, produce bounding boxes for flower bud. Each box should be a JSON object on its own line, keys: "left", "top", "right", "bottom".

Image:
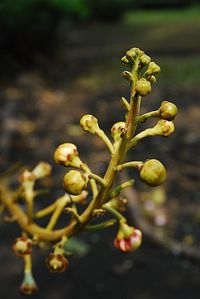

{"left": 139, "top": 159, "right": 166, "bottom": 187}
{"left": 148, "top": 75, "right": 156, "bottom": 84}
{"left": 32, "top": 162, "right": 52, "bottom": 179}
{"left": 13, "top": 237, "right": 32, "bottom": 257}
{"left": 80, "top": 114, "right": 100, "bottom": 134}
{"left": 121, "top": 55, "right": 130, "bottom": 66}
{"left": 122, "top": 71, "right": 134, "bottom": 84}
{"left": 152, "top": 119, "right": 175, "bottom": 137}
{"left": 140, "top": 54, "right": 151, "bottom": 65}
{"left": 125, "top": 48, "right": 137, "bottom": 61}
{"left": 111, "top": 122, "right": 126, "bottom": 143}
{"left": 135, "top": 78, "right": 151, "bottom": 96}
{"left": 20, "top": 271, "right": 38, "bottom": 295}
{"left": 54, "top": 143, "right": 82, "bottom": 168}
{"left": 46, "top": 253, "right": 69, "bottom": 273}
{"left": 63, "top": 170, "right": 87, "bottom": 195}
{"left": 146, "top": 62, "right": 161, "bottom": 75}
{"left": 114, "top": 222, "right": 142, "bottom": 253}
{"left": 159, "top": 101, "right": 178, "bottom": 120}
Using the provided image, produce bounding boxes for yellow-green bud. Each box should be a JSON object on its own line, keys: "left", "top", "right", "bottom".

{"left": 63, "top": 170, "right": 87, "bottom": 195}
{"left": 80, "top": 114, "right": 100, "bottom": 134}
{"left": 153, "top": 119, "right": 175, "bottom": 137}
{"left": 111, "top": 122, "right": 126, "bottom": 142}
{"left": 148, "top": 75, "right": 156, "bottom": 84}
{"left": 121, "top": 55, "right": 130, "bottom": 66}
{"left": 140, "top": 159, "right": 166, "bottom": 187}
{"left": 140, "top": 54, "right": 151, "bottom": 65}
{"left": 146, "top": 62, "right": 161, "bottom": 75}
{"left": 135, "top": 78, "right": 151, "bottom": 96}
{"left": 54, "top": 143, "right": 82, "bottom": 168}
{"left": 122, "top": 71, "right": 134, "bottom": 84}
{"left": 160, "top": 101, "right": 178, "bottom": 120}
{"left": 126, "top": 48, "right": 137, "bottom": 61}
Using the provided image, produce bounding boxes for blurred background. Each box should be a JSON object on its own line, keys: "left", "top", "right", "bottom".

{"left": 0, "top": 0, "right": 200, "bottom": 298}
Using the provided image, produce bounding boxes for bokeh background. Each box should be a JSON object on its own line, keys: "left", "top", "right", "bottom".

{"left": 0, "top": 0, "right": 200, "bottom": 298}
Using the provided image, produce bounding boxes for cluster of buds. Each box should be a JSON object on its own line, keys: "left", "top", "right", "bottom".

{"left": 121, "top": 47, "right": 161, "bottom": 97}
{"left": 0, "top": 47, "right": 178, "bottom": 295}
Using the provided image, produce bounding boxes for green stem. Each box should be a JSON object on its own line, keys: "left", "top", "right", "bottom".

{"left": 84, "top": 219, "right": 116, "bottom": 231}
{"left": 103, "top": 203, "right": 126, "bottom": 222}
{"left": 136, "top": 110, "right": 159, "bottom": 123}
{"left": 109, "top": 179, "right": 135, "bottom": 197}
{"left": 116, "top": 161, "right": 143, "bottom": 172}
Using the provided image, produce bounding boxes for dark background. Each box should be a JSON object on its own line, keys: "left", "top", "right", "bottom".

{"left": 0, "top": 1, "right": 200, "bottom": 298}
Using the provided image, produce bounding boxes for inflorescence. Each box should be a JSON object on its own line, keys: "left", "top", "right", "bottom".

{"left": 0, "top": 47, "right": 177, "bottom": 294}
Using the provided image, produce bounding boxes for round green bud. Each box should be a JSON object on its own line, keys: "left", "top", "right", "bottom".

{"left": 135, "top": 78, "right": 152, "bottom": 96}
{"left": 160, "top": 101, "right": 178, "bottom": 120}
{"left": 63, "top": 170, "right": 87, "bottom": 195}
{"left": 140, "top": 159, "right": 166, "bottom": 187}
{"left": 54, "top": 143, "right": 78, "bottom": 166}
{"left": 80, "top": 114, "right": 100, "bottom": 134}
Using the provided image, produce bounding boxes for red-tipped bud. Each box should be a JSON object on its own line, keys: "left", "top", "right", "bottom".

{"left": 54, "top": 143, "right": 82, "bottom": 168}
{"left": 114, "top": 222, "right": 142, "bottom": 253}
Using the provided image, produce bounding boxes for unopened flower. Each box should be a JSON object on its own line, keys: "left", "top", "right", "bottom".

{"left": 159, "top": 101, "right": 178, "bottom": 121}
{"left": 80, "top": 114, "right": 100, "bottom": 134}
{"left": 13, "top": 237, "right": 32, "bottom": 257}
{"left": 152, "top": 119, "right": 175, "bottom": 137}
{"left": 135, "top": 78, "right": 152, "bottom": 96}
{"left": 146, "top": 62, "right": 161, "bottom": 75}
{"left": 139, "top": 159, "right": 166, "bottom": 187}
{"left": 111, "top": 122, "right": 126, "bottom": 143}
{"left": 20, "top": 271, "right": 38, "bottom": 295}
{"left": 140, "top": 54, "right": 151, "bottom": 65}
{"left": 114, "top": 222, "right": 142, "bottom": 253}
{"left": 32, "top": 162, "right": 52, "bottom": 179}
{"left": 46, "top": 253, "right": 69, "bottom": 273}
{"left": 54, "top": 143, "right": 82, "bottom": 168}
{"left": 63, "top": 170, "right": 87, "bottom": 195}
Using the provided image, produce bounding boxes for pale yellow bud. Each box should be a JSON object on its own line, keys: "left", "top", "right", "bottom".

{"left": 32, "top": 162, "right": 52, "bottom": 179}
{"left": 80, "top": 114, "right": 100, "bottom": 134}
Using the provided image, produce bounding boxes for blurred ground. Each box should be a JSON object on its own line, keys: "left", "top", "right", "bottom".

{"left": 0, "top": 9, "right": 200, "bottom": 299}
